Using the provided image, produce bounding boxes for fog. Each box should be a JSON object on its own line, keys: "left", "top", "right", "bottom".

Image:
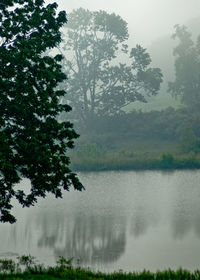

{"left": 48, "top": 0, "right": 200, "bottom": 46}
{"left": 2, "top": 1, "right": 200, "bottom": 273}
{"left": 50, "top": 0, "right": 200, "bottom": 147}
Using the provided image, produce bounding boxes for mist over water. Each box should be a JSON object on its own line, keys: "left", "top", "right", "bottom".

{"left": 1, "top": 171, "right": 200, "bottom": 272}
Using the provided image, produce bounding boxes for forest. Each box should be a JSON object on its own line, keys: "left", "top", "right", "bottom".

{"left": 57, "top": 8, "right": 200, "bottom": 171}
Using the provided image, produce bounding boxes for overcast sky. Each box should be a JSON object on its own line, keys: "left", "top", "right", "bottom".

{"left": 48, "top": 0, "right": 200, "bottom": 47}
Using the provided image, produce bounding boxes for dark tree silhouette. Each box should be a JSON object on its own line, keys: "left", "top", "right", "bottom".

{"left": 0, "top": 0, "right": 83, "bottom": 223}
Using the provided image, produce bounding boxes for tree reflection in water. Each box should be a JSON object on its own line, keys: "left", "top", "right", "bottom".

{"left": 171, "top": 179, "right": 200, "bottom": 240}
{"left": 37, "top": 212, "right": 126, "bottom": 265}
{"left": 2, "top": 171, "right": 200, "bottom": 271}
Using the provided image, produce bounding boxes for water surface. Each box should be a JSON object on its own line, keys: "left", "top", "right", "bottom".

{"left": 1, "top": 170, "right": 200, "bottom": 272}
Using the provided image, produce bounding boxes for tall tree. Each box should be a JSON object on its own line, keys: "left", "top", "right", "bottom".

{"left": 59, "top": 8, "right": 163, "bottom": 126}
{"left": 0, "top": 0, "right": 83, "bottom": 223}
{"left": 168, "top": 25, "right": 200, "bottom": 109}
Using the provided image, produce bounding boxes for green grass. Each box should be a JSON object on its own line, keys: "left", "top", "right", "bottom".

{"left": 73, "top": 138, "right": 179, "bottom": 158}
{"left": 70, "top": 139, "right": 200, "bottom": 171}
{"left": 1, "top": 255, "right": 200, "bottom": 279}
{"left": 71, "top": 153, "right": 200, "bottom": 171}
{"left": 2, "top": 267, "right": 200, "bottom": 280}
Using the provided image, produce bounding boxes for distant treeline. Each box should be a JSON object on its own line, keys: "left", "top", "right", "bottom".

{"left": 78, "top": 107, "right": 200, "bottom": 143}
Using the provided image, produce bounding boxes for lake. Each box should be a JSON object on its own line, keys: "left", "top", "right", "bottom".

{"left": 0, "top": 170, "right": 200, "bottom": 272}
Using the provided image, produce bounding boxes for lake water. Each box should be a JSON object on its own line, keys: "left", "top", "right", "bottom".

{"left": 1, "top": 170, "right": 200, "bottom": 272}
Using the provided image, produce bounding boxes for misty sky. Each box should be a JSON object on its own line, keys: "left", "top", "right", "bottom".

{"left": 48, "top": 0, "right": 200, "bottom": 47}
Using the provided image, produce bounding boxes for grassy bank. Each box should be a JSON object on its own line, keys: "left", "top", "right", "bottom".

{"left": 71, "top": 153, "right": 200, "bottom": 171}
{"left": 0, "top": 257, "right": 200, "bottom": 280}
{"left": 2, "top": 268, "right": 200, "bottom": 280}
{"left": 69, "top": 138, "right": 200, "bottom": 171}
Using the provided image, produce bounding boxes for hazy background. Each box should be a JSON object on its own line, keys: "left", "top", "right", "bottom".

{"left": 48, "top": 0, "right": 200, "bottom": 46}
{"left": 45, "top": 0, "right": 200, "bottom": 157}
{"left": 47, "top": 0, "right": 200, "bottom": 113}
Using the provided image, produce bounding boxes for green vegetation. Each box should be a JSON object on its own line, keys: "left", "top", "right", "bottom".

{"left": 70, "top": 136, "right": 200, "bottom": 172}
{"left": 0, "top": 256, "right": 200, "bottom": 280}
{"left": 64, "top": 23, "right": 200, "bottom": 173}
{"left": 71, "top": 148, "right": 200, "bottom": 171}
{"left": 0, "top": 0, "right": 83, "bottom": 223}
{"left": 70, "top": 106, "right": 200, "bottom": 171}
{"left": 59, "top": 8, "right": 162, "bottom": 126}
{"left": 2, "top": 268, "right": 200, "bottom": 280}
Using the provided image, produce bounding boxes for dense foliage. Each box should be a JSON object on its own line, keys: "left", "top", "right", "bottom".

{"left": 77, "top": 107, "right": 200, "bottom": 144}
{"left": 0, "top": 0, "right": 83, "bottom": 223}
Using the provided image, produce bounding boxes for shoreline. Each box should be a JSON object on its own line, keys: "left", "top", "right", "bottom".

{"left": 1, "top": 266, "right": 200, "bottom": 279}
{"left": 71, "top": 155, "right": 200, "bottom": 172}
